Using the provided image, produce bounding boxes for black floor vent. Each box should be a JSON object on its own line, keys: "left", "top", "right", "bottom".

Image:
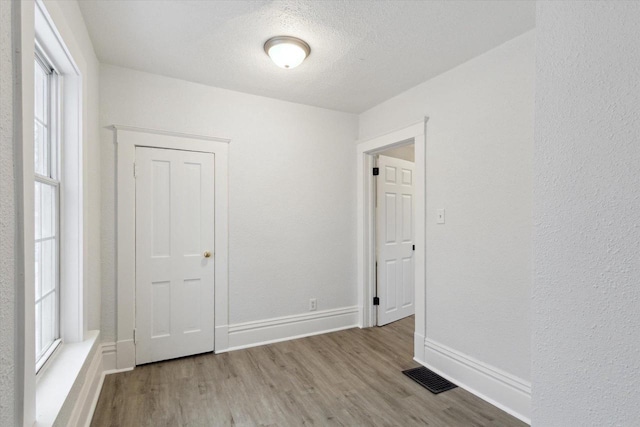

{"left": 402, "top": 366, "right": 458, "bottom": 394}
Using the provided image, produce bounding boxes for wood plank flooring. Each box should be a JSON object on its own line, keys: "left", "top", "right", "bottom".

{"left": 91, "top": 317, "right": 526, "bottom": 426}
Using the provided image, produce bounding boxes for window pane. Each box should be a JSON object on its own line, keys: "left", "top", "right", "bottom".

{"left": 41, "top": 239, "right": 56, "bottom": 296}
{"left": 35, "top": 301, "right": 42, "bottom": 358}
{"left": 40, "top": 183, "right": 55, "bottom": 239}
{"left": 35, "top": 241, "right": 42, "bottom": 301}
{"left": 34, "top": 121, "right": 48, "bottom": 176}
{"left": 41, "top": 293, "right": 56, "bottom": 354}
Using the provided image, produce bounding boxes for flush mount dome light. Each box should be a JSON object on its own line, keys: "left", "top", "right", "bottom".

{"left": 264, "top": 36, "right": 310, "bottom": 69}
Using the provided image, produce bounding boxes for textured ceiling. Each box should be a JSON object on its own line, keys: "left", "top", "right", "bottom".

{"left": 78, "top": 0, "right": 535, "bottom": 113}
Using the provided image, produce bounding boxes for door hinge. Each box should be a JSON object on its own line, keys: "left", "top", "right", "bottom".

{"left": 373, "top": 296, "right": 380, "bottom": 306}
{"left": 133, "top": 328, "right": 138, "bottom": 344}
{"left": 372, "top": 167, "right": 379, "bottom": 176}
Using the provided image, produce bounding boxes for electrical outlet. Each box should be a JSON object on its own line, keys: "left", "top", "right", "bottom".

{"left": 309, "top": 298, "right": 317, "bottom": 311}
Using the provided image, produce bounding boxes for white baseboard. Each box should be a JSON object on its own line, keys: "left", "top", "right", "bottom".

{"left": 414, "top": 332, "right": 425, "bottom": 362}
{"left": 220, "top": 306, "right": 359, "bottom": 353}
{"left": 101, "top": 342, "right": 117, "bottom": 372}
{"left": 214, "top": 324, "right": 229, "bottom": 351}
{"left": 417, "top": 338, "right": 531, "bottom": 425}
{"left": 116, "top": 339, "right": 135, "bottom": 369}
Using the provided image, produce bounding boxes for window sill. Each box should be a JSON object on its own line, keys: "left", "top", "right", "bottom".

{"left": 36, "top": 339, "right": 62, "bottom": 375}
{"left": 35, "top": 330, "right": 99, "bottom": 426}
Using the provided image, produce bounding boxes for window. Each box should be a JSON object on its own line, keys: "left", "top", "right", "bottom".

{"left": 34, "top": 50, "right": 61, "bottom": 370}
{"left": 30, "top": 3, "right": 89, "bottom": 423}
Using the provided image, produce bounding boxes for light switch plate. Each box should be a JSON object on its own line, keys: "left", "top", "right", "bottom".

{"left": 437, "top": 209, "right": 445, "bottom": 224}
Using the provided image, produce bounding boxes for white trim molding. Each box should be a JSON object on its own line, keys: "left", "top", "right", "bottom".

{"left": 111, "top": 124, "right": 231, "bottom": 143}
{"left": 100, "top": 342, "right": 117, "bottom": 372}
{"left": 418, "top": 338, "right": 531, "bottom": 424}
{"left": 35, "top": 0, "right": 86, "bottom": 345}
{"left": 414, "top": 332, "right": 426, "bottom": 363}
{"left": 112, "top": 125, "right": 230, "bottom": 368}
{"left": 222, "top": 306, "right": 359, "bottom": 352}
{"left": 115, "top": 339, "right": 135, "bottom": 370}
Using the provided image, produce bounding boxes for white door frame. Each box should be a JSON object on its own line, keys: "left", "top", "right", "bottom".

{"left": 113, "top": 125, "right": 230, "bottom": 369}
{"left": 356, "top": 118, "right": 428, "bottom": 360}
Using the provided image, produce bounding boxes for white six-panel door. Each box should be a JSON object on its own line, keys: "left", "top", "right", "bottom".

{"left": 135, "top": 147, "right": 215, "bottom": 364}
{"left": 376, "top": 155, "right": 415, "bottom": 326}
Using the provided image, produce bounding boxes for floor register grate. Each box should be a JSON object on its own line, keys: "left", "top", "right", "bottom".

{"left": 402, "top": 366, "right": 458, "bottom": 394}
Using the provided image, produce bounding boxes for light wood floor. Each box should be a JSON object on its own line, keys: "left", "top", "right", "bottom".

{"left": 91, "top": 317, "right": 526, "bottom": 426}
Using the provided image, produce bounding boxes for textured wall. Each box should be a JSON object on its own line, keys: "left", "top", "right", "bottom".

{"left": 100, "top": 65, "right": 359, "bottom": 341}
{"left": 0, "top": 1, "right": 17, "bottom": 424}
{"left": 533, "top": 2, "right": 640, "bottom": 425}
{"left": 360, "top": 32, "right": 534, "bottom": 382}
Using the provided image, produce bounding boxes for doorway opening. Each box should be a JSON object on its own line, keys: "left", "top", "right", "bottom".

{"left": 356, "top": 119, "right": 428, "bottom": 361}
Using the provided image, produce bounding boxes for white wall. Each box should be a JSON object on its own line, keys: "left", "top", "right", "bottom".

{"left": 100, "top": 65, "right": 359, "bottom": 342}
{"left": 1, "top": 1, "right": 19, "bottom": 424}
{"left": 533, "top": 2, "right": 640, "bottom": 425}
{"left": 359, "top": 31, "right": 534, "bottom": 420}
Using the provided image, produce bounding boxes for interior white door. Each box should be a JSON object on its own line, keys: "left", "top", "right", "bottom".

{"left": 376, "top": 154, "right": 415, "bottom": 326}
{"left": 135, "top": 147, "right": 215, "bottom": 365}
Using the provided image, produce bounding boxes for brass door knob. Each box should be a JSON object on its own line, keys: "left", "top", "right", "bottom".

{"left": 203, "top": 251, "right": 212, "bottom": 258}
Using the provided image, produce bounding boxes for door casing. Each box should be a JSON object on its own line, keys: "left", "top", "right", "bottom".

{"left": 356, "top": 118, "right": 428, "bottom": 362}
{"left": 113, "top": 125, "right": 230, "bottom": 370}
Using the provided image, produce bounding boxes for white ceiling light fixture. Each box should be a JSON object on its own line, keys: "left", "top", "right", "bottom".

{"left": 264, "top": 36, "right": 311, "bottom": 69}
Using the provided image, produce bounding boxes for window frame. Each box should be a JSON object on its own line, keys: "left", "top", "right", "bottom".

{"left": 33, "top": 47, "right": 62, "bottom": 373}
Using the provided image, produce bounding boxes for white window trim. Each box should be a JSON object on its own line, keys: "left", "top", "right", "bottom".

{"left": 112, "top": 125, "right": 230, "bottom": 369}
{"left": 33, "top": 0, "right": 84, "bottom": 348}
